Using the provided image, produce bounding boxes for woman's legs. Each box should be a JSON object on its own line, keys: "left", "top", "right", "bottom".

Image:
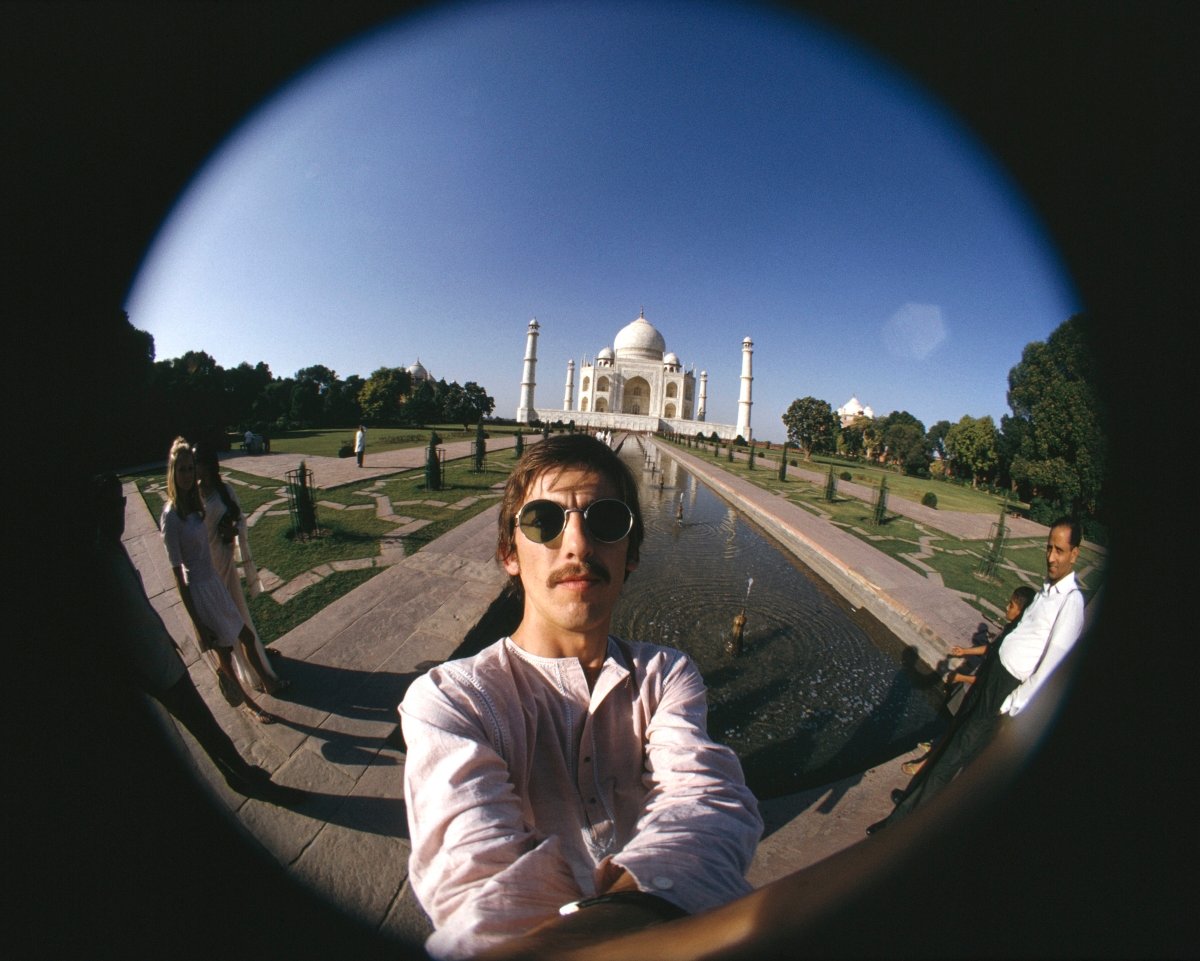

{"left": 215, "top": 642, "right": 274, "bottom": 722}
{"left": 237, "top": 625, "right": 288, "bottom": 695}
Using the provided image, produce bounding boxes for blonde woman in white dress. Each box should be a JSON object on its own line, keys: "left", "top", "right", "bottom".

{"left": 160, "top": 437, "right": 278, "bottom": 723}
{"left": 193, "top": 443, "right": 288, "bottom": 696}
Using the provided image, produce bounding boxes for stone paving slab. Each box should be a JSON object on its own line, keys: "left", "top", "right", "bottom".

{"left": 293, "top": 819, "right": 412, "bottom": 930}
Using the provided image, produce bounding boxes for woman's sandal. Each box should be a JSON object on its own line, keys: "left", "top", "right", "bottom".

{"left": 266, "top": 678, "right": 292, "bottom": 697}
{"left": 244, "top": 704, "right": 276, "bottom": 725}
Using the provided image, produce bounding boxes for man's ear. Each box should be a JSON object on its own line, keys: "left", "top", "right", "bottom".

{"left": 502, "top": 550, "right": 520, "bottom": 577}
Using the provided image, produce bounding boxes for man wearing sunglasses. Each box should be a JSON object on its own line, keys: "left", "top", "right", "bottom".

{"left": 400, "top": 434, "right": 761, "bottom": 960}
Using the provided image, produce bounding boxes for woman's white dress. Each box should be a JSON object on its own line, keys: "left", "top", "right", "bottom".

{"left": 202, "top": 483, "right": 279, "bottom": 691}
{"left": 160, "top": 503, "right": 246, "bottom": 648}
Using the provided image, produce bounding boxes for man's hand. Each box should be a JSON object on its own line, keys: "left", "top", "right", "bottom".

{"left": 595, "top": 861, "right": 639, "bottom": 895}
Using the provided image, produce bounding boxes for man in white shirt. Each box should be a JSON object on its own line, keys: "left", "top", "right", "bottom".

{"left": 399, "top": 434, "right": 762, "bottom": 960}
{"left": 996, "top": 520, "right": 1086, "bottom": 717}
{"left": 354, "top": 424, "right": 366, "bottom": 467}
{"left": 868, "top": 516, "right": 1086, "bottom": 835}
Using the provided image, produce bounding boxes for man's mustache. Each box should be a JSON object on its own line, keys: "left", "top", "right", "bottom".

{"left": 547, "top": 560, "right": 611, "bottom": 587}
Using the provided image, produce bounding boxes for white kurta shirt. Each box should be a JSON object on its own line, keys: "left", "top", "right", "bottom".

{"left": 998, "top": 571, "right": 1085, "bottom": 716}
{"left": 399, "top": 636, "right": 762, "bottom": 960}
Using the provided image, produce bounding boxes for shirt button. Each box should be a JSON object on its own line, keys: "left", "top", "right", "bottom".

{"left": 652, "top": 876, "right": 674, "bottom": 890}
{"left": 583, "top": 756, "right": 591, "bottom": 763}
{"left": 588, "top": 797, "right": 597, "bottom": 804}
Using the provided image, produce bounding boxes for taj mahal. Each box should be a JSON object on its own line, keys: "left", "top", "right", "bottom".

{"left": 515, "top": 310, "right": 753, "bottom": 441}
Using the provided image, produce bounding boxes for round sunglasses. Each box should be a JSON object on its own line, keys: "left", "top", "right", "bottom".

{"left": 515, "top": 498, "right": 634, "bottom": 545}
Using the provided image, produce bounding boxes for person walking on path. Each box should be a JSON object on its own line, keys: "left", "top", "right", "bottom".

{"left": 868, "top": 517, "right": 1086, "bottom": 834}
{"left": 400, "top": 434, "right": 761, "bottom": 960}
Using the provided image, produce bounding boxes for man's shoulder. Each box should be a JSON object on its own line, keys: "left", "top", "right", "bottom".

{"left": 400, "top": 638, "right": 515, "bottom": 729}
{"left": 610, "top": 636, "right": 696, "bottom": 678}
{"left": 407, "top": 638, "right": 514, "bottom": 700}
{"left": 1052, "top": 573, "right": 1086, "bottom": 606}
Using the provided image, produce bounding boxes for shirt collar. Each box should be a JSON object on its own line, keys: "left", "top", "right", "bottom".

{"left": 1043, "top": 570, "right": 1079, "bottom": 595}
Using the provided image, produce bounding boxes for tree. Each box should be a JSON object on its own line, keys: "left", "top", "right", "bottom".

{"left": 225, "top": 361, "right": 272, "bottom": 427}
{"left": 294, "top": 365, "right": 337, "bottom": 388}
{"left": 439, "top": 380, "right": 496, "bottom": 429}
{"left": 325, "top": 374, "right": 364, "bottom": 425}
{"left": 782, "top": 397, "right": 838, "bottom": 461}
{"left": 889, "top": 423, "right": 931, "bottom": 476}
{"left": 289, "top": 378, "right": 323, "bottom": 426}
{"left": 1003, "top": 314, "right": 1107, "bottom": 517}
{"left": 403, "top": 379, "right": 440, "bottom": 426}
{"left": 927, "top": 419, "right": 951, "bottom": 463}
{"left": 253, "top": 377, "right": 292, "bottom": 429}
{"left": 358, "top": 367, "right": 412, "bottom": 425}
{"left": 838, "top": 414, "right": 871, "bottom": 458}
{"left": 876, "top": 411, "right": 929, "bottom": 474}
{"left": 440, "top": 382, "right": 474, "bottom": 430}
{"left": 149, "top": 349, "right": 227, "bottom": 445}
{"left": 462, "top": 381, "right": 495, "bottom": 423}
{"left": 945, "top": 414, "right": 999, "bottom": 488}
{"left": 862, "top": 418, "right": 884, "bottom": 461}
{"left": 82, "top": 309, "right": 160, "bottom": 470}
{"left": 290, "top": 365, "right": 339, "bottom": 426}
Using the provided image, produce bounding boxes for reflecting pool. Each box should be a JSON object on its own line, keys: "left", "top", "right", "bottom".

{"left": 612, "top": 439, "right": 945, "bottom": 798}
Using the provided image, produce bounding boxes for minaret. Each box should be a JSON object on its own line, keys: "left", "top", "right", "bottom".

{"left": 516, "top": 318, "right": 539, "bottom": 423}
{"left": 563, "top": 359, "right": 575, "bottom": 411}
{"left": 736, "top": 336, "right": 753, "bottom": 441}
{"left": 697, "top": 371, "right": 708, "bottom": 421}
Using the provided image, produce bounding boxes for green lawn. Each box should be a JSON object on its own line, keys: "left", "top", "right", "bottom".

{"left": 125, "top": 448, "right": 521, "bottom": 643}
{"left": 681, "top": 440, "right": 1023, "bottom": 515}
{"left": 231, "top": 424, "right": 527, "bottom": 459}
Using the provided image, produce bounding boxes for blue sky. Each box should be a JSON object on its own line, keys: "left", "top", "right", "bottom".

{"left": 124, "top": 0, "right": 1079, "bottom": 443}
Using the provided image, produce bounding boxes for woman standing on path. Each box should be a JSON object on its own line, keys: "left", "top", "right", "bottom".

{"left": 160, "top": 437, "right": 280, "bottom": 723}
{"left": 193, "top": 443, "right": 286, "bottom": 696}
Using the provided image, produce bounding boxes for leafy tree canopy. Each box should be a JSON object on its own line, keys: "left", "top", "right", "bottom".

{"left": 945, "top": 414, "right": 998, "bottom": 488}
{"left": 1004, "top": 314, "right": 1106, "bottom": 517}
{"left": 927, "top": 419, "right": 952, "bottom": 460}
{"left": 782, "top": 396, "right": 838, "bottom": 461}
{"left": 358, "top": 367, "right": 413, "bottom": 425}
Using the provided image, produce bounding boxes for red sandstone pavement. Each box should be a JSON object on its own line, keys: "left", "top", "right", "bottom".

{"left": 121, "top": 432, "right": 1028, "bottom": 948}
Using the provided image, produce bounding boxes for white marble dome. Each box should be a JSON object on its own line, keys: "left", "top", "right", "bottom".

{"left": 597, "top": 346, "right": 615, "bottom": 361}
{"left": 407, "top": 359, "right": 430, "bottom": 382}
{"left": 613, "top": 311, "right": 666, "bottom": 360}
{"left": 663, "top": 351, "right": 681, "bottom": 367}
{"left": 837, "top": 395, "right": 874, "bottom": 423}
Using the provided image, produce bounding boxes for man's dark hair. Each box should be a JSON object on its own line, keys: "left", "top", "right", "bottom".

{"left": 1050, "top": 515, "right": 1082, "bottom": 548}
{"left": 497, "top": 434, "right": 644, "bottom": 594}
